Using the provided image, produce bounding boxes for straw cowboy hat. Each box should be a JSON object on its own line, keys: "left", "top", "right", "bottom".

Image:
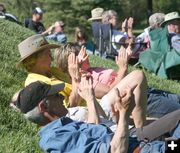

{"left": 88, "top": 7, "right": 104, "bottom": 21}
{"left": 18, "top": 34, "right": 60, "bottom": 64}
{"left": 160, "top": 11, "right": 180, "bottom": 27}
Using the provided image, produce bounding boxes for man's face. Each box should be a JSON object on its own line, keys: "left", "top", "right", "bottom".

{"left": 168, "top": 20, "right": 180, "bottom": 34}
{"left": 45, "top": 94, "right": 68, "bottom": 118}
{"left": 34, "top": 13, "right": 43, "bottom": 21}
{"left": 55, "top": 24, "right": 63, "bottom": 33}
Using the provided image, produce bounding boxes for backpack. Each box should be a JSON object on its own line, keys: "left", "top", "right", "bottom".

{"left": 24, "top": 18, "right": 31, "bottom": 28}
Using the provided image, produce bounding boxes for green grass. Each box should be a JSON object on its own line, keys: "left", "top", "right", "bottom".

{"left": 0, "top": 20, "right": 180, "bottom": 153}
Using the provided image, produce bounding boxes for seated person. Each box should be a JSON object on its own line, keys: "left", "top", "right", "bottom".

{"left": 135, "top": 13, "right": 165, "bottom": 57}
{"left": 74, "top": 26, "right": 94, "bottom": 54}
{"left": 24, "top": 7, "right": 45, "bottom": 34}
{"left": 101, "top": 10, "right": 134, "bottom": 51}
{"left": 42, "top": 21, "right": 67, "bottom": 44}
{"left": 12, "top": 77, "right": 180, "bottom": 153}
{"left": 55, "top": 43, "right": 180, "bottom": 118}
{"left": 160, "top": 11, "right": 180, "bottom": 50}
{"left": 139, "top": 11, "right": 180, "bottom": 79}
{"left": 137, "top": 13, "right": 165, "bottom": 44}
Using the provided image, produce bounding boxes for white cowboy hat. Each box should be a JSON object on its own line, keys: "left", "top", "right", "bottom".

{"left": 160, "top": 11, "right": 180, "bottom": 27}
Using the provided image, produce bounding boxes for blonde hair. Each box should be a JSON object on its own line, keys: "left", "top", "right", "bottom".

{"left": 102, "top": 10, "right": 117, "bottom": 23}
{"left": 55, "top": 43, "right": 80, "bottom": 73}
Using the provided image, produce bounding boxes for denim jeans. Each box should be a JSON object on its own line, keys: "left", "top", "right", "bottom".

{"left": 147, "top": 88, "right": 180, "bottom": 118}
{"left": 140, "top": 123, "right": 180, "bottom": 153}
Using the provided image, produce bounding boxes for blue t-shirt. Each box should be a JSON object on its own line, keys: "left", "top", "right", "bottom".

{"left": 39, "top": 117, "right": 139, "bottom": 153}
{"left": 46, "top": 32, "right": 67, "bottom": 44}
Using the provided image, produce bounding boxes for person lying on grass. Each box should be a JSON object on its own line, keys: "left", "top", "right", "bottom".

{"left": 18, "top": 34, "right": 82, "bottom": 108}
{"left": 55, "top": 43, "right": 180, "bottom": 120}
{"left": 56, "top": 43, "right": 147, "bottom": 127}
{"left": 55, "top": 43, "right": 132, "bottom": 99}
{"left": 12, "top": 76, "right": 180, "bottom": 153}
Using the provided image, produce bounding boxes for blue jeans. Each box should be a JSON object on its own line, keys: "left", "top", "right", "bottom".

{"left": 147, "top": 88, "right": 180, "bottom": 118}
{"left": 140, "top": 123, "right": 180, "bottom": 153}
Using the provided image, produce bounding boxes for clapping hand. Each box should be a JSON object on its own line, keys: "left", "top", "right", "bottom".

{"left": 77, "top": 46, "right": 89, "bottom": 65}
{"left": 112, "top": 87, "right": 135, "bottom": 116}
{"left": 78, "top": 75, "right": 94, "bottom": 102}
{"left": 116, "top": 46, "right": 128, "bottom": 70}
{"left": 127, "top": 17, "right": 134, "bottom": 30}
{"left": 68, "top": 52, "right": 80, "bottom": 81}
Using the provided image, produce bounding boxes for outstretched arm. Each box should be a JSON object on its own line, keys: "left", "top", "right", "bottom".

{"left": 110, "top": 87, "right": 135, "bottom": 153}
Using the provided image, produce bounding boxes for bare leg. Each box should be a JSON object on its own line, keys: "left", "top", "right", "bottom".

{"left": 104, "top": 70, "right": 147, "bottom": 128}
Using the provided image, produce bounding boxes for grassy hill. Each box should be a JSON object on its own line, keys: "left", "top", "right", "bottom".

{"left": 0, "top": 20, "right": 180, "bottom": 153}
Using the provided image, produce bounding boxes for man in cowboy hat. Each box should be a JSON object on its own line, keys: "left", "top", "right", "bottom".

{"left": 18, "top": 34, "right": 80, "bottom": 108}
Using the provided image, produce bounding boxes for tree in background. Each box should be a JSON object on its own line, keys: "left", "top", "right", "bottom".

{"left": 0, "top": 0, "right": 179, "bottom": 35}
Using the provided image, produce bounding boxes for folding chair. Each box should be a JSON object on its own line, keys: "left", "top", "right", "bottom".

{"left": 91, "top": 22, "right": 118, "bottom": 60}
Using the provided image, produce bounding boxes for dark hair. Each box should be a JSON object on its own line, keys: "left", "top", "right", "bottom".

{"left": 75, "top": 26, "right": 88, "bottom": 42}
{"left": 0, "top": 3, "right": 6, "bottom": 13}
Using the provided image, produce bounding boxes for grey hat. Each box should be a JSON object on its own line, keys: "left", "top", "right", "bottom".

{"left": 160, "top": 12, "right": 180, "bottom": 27}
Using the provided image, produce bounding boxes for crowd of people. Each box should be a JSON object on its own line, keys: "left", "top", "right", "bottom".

{"left": 1, "top": 3, "right": 179, "bottom": 153}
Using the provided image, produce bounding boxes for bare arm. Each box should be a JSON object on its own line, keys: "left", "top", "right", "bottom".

{"left": 110, "top": 87, "right": 135, "bottom": 153}
{"left": 78, "top": 76, "right": 100, "bottom": 124}
{"left": 41, "top": 24, "right": 55, "bottom": 36}
{"left": 109, "top": 46, "right": 129, "bottom": 90}
{"left": 110, "top": 112, "right": 129, "bottom": 153}
{"left": 68, "top": 53, "right": 81, "bottom": 107}
{"left": 68, "top": 79, "right": 81, "bottom": 107}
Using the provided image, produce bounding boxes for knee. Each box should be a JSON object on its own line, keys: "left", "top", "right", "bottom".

{"left": 132, "top": 70, "right": 146, "bottom": 84}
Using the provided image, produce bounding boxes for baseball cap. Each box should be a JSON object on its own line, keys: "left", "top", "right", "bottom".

{"left": 33, "top": 7, "right": 43, "bottom": 14}
{"left": 15, "top": 81, "right": 65, "bottom": 113}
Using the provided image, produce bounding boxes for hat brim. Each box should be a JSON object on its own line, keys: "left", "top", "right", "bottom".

{"left": 47, "top": 83, "right": 65, "bottom": 96}
{"left": 17, "top": 44, "right": 60, "bottom": 67}
{"left": 88, "top": 16, "right": 102, "bottom": 21}
{"left": 160, "top": 17, "right": 180, "bottom": 27}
